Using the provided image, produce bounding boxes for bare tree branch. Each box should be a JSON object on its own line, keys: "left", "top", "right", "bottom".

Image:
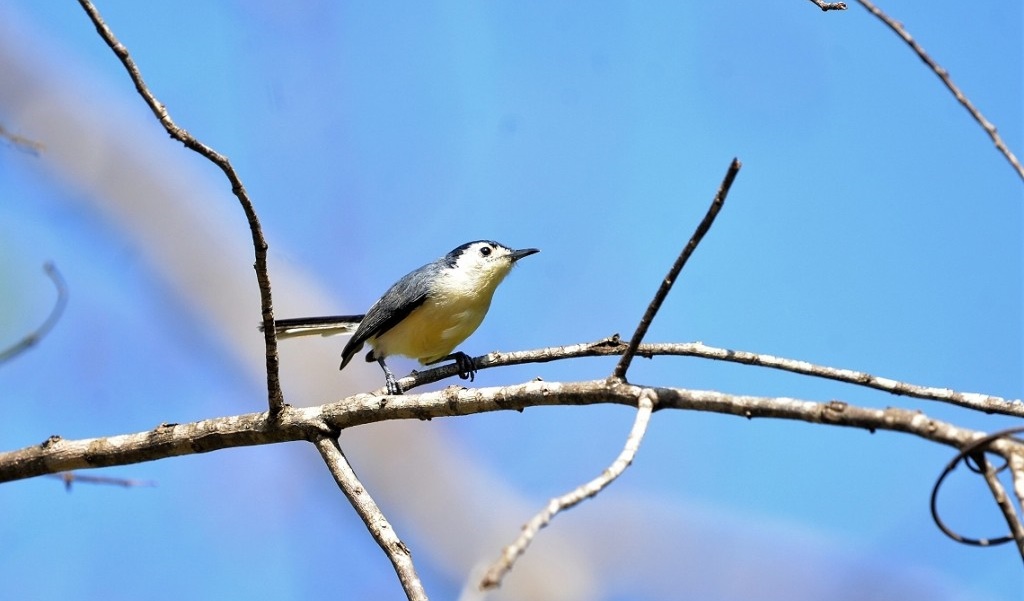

{"left": 1010, "top": 452, "right": 1024, "bottom": 525}
{"left": 808, "top": 0, "right": 848, "bottom": 11}
{"left": 614, "top": 158, "right": 741, "bottom": 379}
{"left": 47, "top": 472, "right": 156, "bottom": 491}
{"left": 314, "top": 436, "right": 428, "bottom": 601}
{"left": 0, "top": 262, "right": 68, "bottom": 365}
{"left": 482, "top": 159, "right": 738, "bottom": 587}
{"left": 393, "top": 339, "right": 1023, "bottom": 418}
{"left": 4, "top": 380, "right": 1019, "bottom": 484}
{"left": 480, "top": 388, "right": 657, "bottom": 590}
{"left": 75, "top": 0, "right": 286, "bottom": 416}
{"left": 0, "top": 122, "right": 45, "bottom": 154}
{"left": 978, "top": 456, "right": 1024, "bottom": 561}
{"left": 855, "top": 0, "right": 1024, "bottom": 182}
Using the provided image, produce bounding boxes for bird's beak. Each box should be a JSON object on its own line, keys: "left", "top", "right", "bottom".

{"left": 510, "top": 248, "right": 540, "bottom": 262}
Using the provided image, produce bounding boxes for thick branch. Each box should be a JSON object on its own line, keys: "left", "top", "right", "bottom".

{"left": 76, "top": 0, "right": 285, "bottom": 415}
{"left": 3, "top": 380, "right": 1018, "bottom": 484}
{"left": 314, "top": 437, "right": 428, "bottom": 601}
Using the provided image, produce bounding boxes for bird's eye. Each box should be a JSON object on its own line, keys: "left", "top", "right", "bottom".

{"left": 480, "top": 246, "right": 492, "bottom": 257}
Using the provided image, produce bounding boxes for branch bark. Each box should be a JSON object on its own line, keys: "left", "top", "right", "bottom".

{"left": 480, "top": 388, "right": 657, "bottom": 589}
{"left": 315, "top": 436, "right": 428, "bottom": 600}
{"left": 4, "top": 378, "right": 1019, "bottom": 484}
{"left": 855, "top": 0, "right": 1024, "bottom": 181}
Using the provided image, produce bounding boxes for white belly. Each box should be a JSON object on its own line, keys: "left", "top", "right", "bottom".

{"left": 370, "top": 295, "right": 491, "bottom": 364}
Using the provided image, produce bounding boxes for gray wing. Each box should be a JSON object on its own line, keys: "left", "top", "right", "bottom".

{"left": 339, "top": 261, "right": 435, "bottom": 370}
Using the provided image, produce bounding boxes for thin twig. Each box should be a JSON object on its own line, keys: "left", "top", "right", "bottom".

{"left": 0, "top": 263, "right": 68, "bottom": 364}
{"left": 395, "top": 339, "right": 1024, "bottom": 418}
{"left": 1009, "top": 452, "right": 1024, "bottom": 526}
{"left": 480, "top": 388, "right": 657, "bottom": 590}
{"left": 76, "top": 0, "right": 285, "bottom": 416}
{"left": 613, "top": 158, "right": 741, "bottom": 380}
{"left": 856, "top": 0, "right": 1024, "bottom": 182}
{"left": 314, "top": 436, "right": 428, "bottom": 601}
{"left": 0, "top": 123, "right": 45, "bottom": 155}
{"left": 808, "top": 0, "right": 847, "bottom": 11}
{"left": 977, "top": 455, "right": 1024, "bottom": 562}
{"left": 47, "top": 472, "right": 156, "bottom": 491}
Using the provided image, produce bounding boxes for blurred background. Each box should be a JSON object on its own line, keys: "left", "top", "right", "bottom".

{"left": 1, "top": 2, "right": 1020, "bottom": 600}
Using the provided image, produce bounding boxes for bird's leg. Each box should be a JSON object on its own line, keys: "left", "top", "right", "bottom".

{"left": 430, "top": 351, "right": 477, "bottom": 382}
{"left": 377, "top": 357, "right": 403, "bottom": 395}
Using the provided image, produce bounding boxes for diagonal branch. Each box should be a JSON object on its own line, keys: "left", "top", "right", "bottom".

{"left": 613, "top": 158, "right": 741, "bottom": 379}
{"left": 978, "top": 456, "right": 1024, "bottom": 562}
{"left": 314, "top": 436, "right": 428, "bottom": 601}
{"left": 855, "top": 0, "right": 1024, "bottom": 182}
{"left": 480, "top": 388, "right": 656, "bottom": 590}
{"left": 0, "top": 262, "right": 68, "bottom": 365}
{"left": 76, "top": 0, "right": 285, "bottom": 416}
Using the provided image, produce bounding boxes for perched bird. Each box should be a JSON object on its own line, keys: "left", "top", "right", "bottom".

{"left": 269, "top": 240, "right": 539, "bottom": 394}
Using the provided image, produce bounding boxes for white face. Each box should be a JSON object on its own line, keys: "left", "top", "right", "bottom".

{"left": 453, "top": 241, "right": 515, "bottom": 270}
{"left": 441, "top": 240, "right": 538, "bottom": 298}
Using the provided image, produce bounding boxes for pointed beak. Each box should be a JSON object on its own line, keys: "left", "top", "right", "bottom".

{"left": 510, "top": 248, "right": 540, "bottom": 262}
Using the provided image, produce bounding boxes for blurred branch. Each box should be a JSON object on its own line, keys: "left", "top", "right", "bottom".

{"left": 314, "top": 436, "right": 428, "bottom": 601}
{"left": 614, "top": 158, "right": 740, "bottom": 380}
{"left": 808, "top": 0, "right": 847, "bottom": 11}
{"left": 47, "top": 471, "right": 156, "bottom": 491}
{"left": 395, "top": 339, "right": 1024, "bottom": 418}
{"left": 0, "top": 122, "right": 45, "bottom": 155}
{"left": 481, "top": 388, "right": 656, "bottom": 590}
{"left": 0, "top": 262, "right": 68, "bottom": 365}
{"left": 76, "top": 0, "right": 286, "bottom": 416}
{"left": 855, "top": 0, "right": 1024, "bottom": 182}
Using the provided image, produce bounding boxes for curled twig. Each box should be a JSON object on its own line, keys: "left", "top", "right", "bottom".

{"left": 0, "top": 263, "right": 68, "bottom": 365}
{"left": 930, "top": 426, "right": 1024, "bottom": 560}
{"left": 76, "top": 0, "right": 285, "bottom": 416}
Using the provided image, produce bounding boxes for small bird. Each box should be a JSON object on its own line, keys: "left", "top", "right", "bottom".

{"left": 269, "top": 240, "right": 539, "bottom": 394}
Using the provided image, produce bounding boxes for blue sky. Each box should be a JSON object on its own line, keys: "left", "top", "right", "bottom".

{"left": 1, "top": 2, "right": 1021, "bottom": 600}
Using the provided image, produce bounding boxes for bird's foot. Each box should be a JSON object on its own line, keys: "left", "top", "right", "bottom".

{"left": 447, "top": 351, "right": 477, "bottom": 382}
